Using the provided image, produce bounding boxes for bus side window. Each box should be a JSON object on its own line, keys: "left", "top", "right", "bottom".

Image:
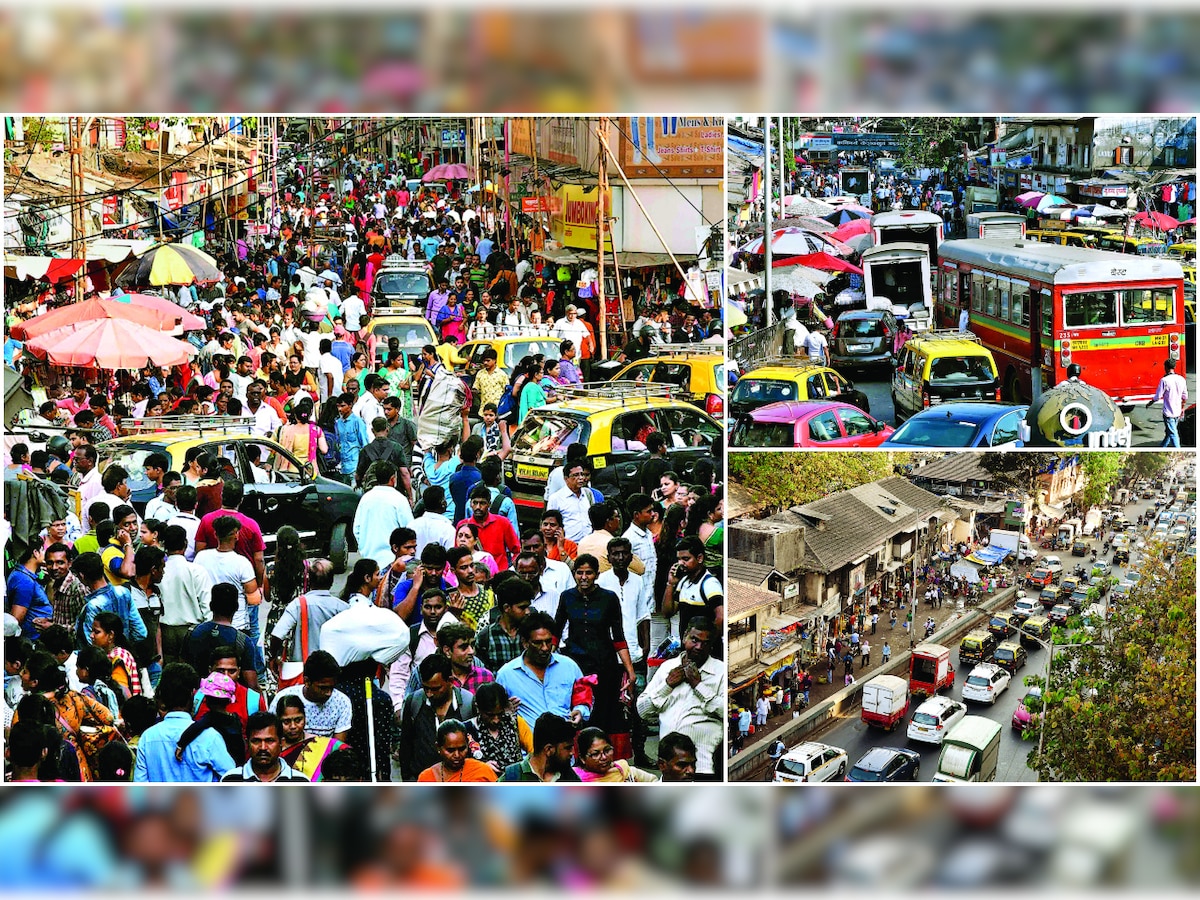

{"left": 1041, "top": 291, "right": 1053, "bottom": 338}
{"left": 984, "top": 275, "right": 998, "bottom": 317}
{"left": 1012, "top": 284, "right": 1027, "bottom": 326}
{"left": 971, "top": 273, "right": 984, "bottom": 312}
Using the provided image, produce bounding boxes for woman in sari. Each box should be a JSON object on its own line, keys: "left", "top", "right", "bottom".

{"left": 465, "top": 682, "right": 532, "bottom": 777}
{"left": 572, "top": 727, "right": 658, "bottom": 783}
{"left": 276, "top": 693, "right": 344, "bottom": 782}
{"left": 16, "top": 652, "right": 117, "bottom": 781}
{"left": 455, "top": 522, "right": 499, "bottom": 576}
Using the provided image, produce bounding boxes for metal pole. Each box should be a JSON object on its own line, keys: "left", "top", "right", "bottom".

{"left": 1037, "top": 636, "right": 1052, "bottom": 764}
{"left": 779, "top": 115, "right": 787, "bottom": 199}
{"left": 763, "top": 116, "right": 773, "bottom": 326}
{"left": 69, "top": 116, "right": 85, "bottom": 300}
{"left": 597, "top": 116, "right": 608, "bottom": 362}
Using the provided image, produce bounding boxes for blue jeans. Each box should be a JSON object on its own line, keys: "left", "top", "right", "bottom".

{"left": 246, "top": 605, "right": 266, "bottom": 675}
{"left": 1162, "top": 415, "right": 1181, "bottom": 448}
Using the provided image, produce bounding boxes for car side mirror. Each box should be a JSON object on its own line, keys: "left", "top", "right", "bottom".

{"left": 891, "top": 358, "right": 901, "bottom": 368}
{"left": 303, "top": 460, "right": 316, "bottom": 481}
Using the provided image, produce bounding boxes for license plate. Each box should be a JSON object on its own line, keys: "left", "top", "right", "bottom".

{"left": 516, "top": 463, "right": 549, "bottom": 481}
{"left": 850, "top": 343, "right": 872, "bottom": 352}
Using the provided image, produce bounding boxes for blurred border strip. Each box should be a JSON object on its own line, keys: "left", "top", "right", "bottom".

{"left": 0, "top": 7, "right": 766, "bottom": 112}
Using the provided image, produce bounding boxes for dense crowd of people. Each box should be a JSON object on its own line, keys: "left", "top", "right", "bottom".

{"left": 4, "top": 157, "right": 726, "bottom": 783}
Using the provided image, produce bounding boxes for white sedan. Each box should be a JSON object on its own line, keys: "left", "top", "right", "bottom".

{"left": 906, "top": 696, "right": 968, "bottom": 745}
{"left": 962, "top": 663, "right": 1012, "bottom": 705}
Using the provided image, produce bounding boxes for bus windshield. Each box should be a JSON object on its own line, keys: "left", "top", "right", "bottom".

{"left": 1064, "top": 287, "right": 1175, "bottom": 328}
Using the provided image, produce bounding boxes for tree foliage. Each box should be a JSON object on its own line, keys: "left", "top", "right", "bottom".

{"left": 1026, "top": 544, "right": 1196, "bottom": 782}
{"left": 1125, "top": 452, "right": 1173, "bottom": 482}
{"left": 1079, "top": 453, "right": 1125, "bottom": 511}
{"left": 893, "top": 117, "right": 978, "bottom": 173}
{"left": 729, "top": 452, "right": 904, "bottom": 513}
{"left": 978, "top": 452, "right": 1060, "bottom": 497}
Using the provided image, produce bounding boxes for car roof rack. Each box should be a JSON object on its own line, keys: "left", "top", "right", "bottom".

{"left": 556, "top": 381, "right": 676, "bottom": 405}
{"left": 746, "top": 355, "right": 828, "bottom": 369}
{"left": 118, "top": 415, "right": 258, "bottom": 436}
{"left": 648, "top": 343, "right": 721, "bottom": 357}
{"left": 489, "top": 325, "right": 557, "bottom": 338}
{"left": 913, "top": 329, "right": 983, "bottom": 344}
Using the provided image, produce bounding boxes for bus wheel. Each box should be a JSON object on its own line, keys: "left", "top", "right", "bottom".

{"left": 1004, "top": 369, "right": 1027, "bottom": 404}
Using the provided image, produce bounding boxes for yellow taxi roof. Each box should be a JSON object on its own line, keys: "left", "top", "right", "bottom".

{"left": 906, "top": 336, "right": 994, "bottom": 357}
{"left": 741, "top": 364, "right": 834, "bottom": 380}
{"left": 368, "top": 314, "right": 432, "bottom": 325}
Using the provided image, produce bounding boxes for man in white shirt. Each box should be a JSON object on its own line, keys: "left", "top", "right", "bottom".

{"left": 301, "top": 325, "right": 323, "bottom": 371}
{"left": 193, "top": 516, "right": 261, "bottom": 633}
{"left": 958, "top": 305, "right": 970, "bottom": 333}
{"left": 598, "top": 538, "right": 648, "bottom": 666}
{"left": 622, "top": 493, "right": 659, "bottom": 648}
{"left": 317, "top": 339, "right": 346, "bottom": 403}
{"left": 167, "top": 485, "right": 203, "bottom": 561}
{"left": 802, "top": 327, "right": 830, "bottom": 366}
{"left": 244, "top": 382, "right": 283, "bottom": 438}
{"left": 519, "top": 533, "right": 575, "bottom": 596}
{"left": 546, "top": 461, "right": 594, "bottom": 543}
{"left": 411, "top": 486, "right": 457, "bottom": 555}
{"left": 158, "top": 523, "right": 212, "bottom": 665}
{"left": 552, "top": 305, "right": 591, "bottom": 350}
{"left": 229, "top": 356, "right": 255, "bottom": 404}
{"left": 144, "top": 472, "right": 181, "bottom": 524}
{"left": 341, "top": 291, "right": 366, "bottom": 338}
{"left": 352, "top": 374, "right": 387, "bottom": 428}
{"left": 353, "top": 462, "right": 414, "bottom": 569}
{"left": 514, "top": 552, "right": 560, "bottom": 618}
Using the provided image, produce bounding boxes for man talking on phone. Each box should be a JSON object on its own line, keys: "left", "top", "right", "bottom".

{"left": 660, "top": 536, "right": 724, "bottom": 659}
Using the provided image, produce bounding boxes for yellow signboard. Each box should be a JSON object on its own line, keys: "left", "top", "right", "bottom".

{"left": 551, "top": 183, "right": 614, "bottom": 252}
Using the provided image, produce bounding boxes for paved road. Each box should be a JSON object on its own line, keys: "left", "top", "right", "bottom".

{"left": 843, "top": 368, "right": 1195, "bottom": 446}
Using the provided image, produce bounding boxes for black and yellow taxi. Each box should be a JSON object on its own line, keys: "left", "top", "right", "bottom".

{"left": 609, "top": 345, "right": 726, "bottom": 418}
{"left": 891, "top": 330, "right": 1000, "bottom": 421}
{"left": 503, "top": 383, "right": 722, "bottom": 519}
{"left": 729, "top": 356, "right": 870, "bottom": 421}
{"left": 958, "top": 629, "right": 999, "bottom": 666}
{"left": 93, "top": 417, "right": 361, "bottom": 571}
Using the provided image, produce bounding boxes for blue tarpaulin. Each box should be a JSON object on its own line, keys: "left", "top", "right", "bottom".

{"left": 968, "top": 546, "right": 1011, "bottom": 566}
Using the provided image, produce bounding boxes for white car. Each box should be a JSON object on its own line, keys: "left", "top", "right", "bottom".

{"left": 1041, "top": 555, "right": 1064, "bottom": 577}
{"left": 907, "top": 696, "right": 968, "bottom": 745}
{"left": 962, "top": 663, "right": 1011, "bottom": 705}
{"left": 773, "top": 741, "right": 849, "bottom": 783}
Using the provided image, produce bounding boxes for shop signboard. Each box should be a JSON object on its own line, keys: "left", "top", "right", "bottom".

{"left": 521, "top": 197, "right": 553, "bottom": 213}
{"left": 551, "top": 183, "right": 612, "bottom": 251}
{"left": 618, "top": 116, "right": 723, "bottom": 177}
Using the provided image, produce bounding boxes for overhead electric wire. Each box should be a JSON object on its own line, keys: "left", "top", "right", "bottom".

{"left": 609, "top": 117, "right": 717, "bottom": 227}
{"left": 4, "top": 116, "right": 47, "bottom": 202}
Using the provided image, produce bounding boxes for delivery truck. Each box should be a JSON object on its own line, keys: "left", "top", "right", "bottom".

{"left": 909, "top": 643, "right": 955, "bottom": 696}
{"left": 861, "top": 674, "right": 910, "bottom": 731}
{"left": 932, "top": 715, "right": 1002, "bottom": 783}
{"left": 989, "top": 527, "right": 1036, "bottom": 562}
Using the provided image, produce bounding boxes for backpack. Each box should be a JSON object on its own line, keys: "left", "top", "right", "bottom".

{"left": 495, "top": 384, "right": 515, "bottom": 418}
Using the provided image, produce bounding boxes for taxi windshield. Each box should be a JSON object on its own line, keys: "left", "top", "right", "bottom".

{"left": 731, "top": 378, "right": 798, "bottom": 406}
{"left": 512, "top": 412, "right": 591, "bottom": 456}
{"left": 375, "top": 272, "right": 430, "bottom": 296}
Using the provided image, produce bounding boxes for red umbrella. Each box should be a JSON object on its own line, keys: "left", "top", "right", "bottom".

{"left": 1133, "top": 210, "right": 1180, "bottom": 231}
{"left": 772, "top": 252, "right": 864, "bottom": 276}
{"left": 121, "top": 293, "right": 206, "bottom": 331}
{"left": 1181, "top": 217, "right": 1196, "bottom": 226}
{"left": 9, "top": 297, "right": 168, "bottom": 341}
{"left": 829, "top": 218, "right": 874, "bottom": 241}
{"left": 25, "top": 319, "right": 197, "bottom": 369}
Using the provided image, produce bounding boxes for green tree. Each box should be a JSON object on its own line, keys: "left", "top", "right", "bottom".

{"left": 1079, "top": 453, "right": 1126, "bottom": 511}
{"left": 1025, "top": 545, "right": 1196, "bottom": 781}
{"left": 729, "top": 452, "right": 903, "bottom": 512}
{"left": 1125, "top": 452, "right": 1173, "bottom": 483}
{"left": 893, "top": 117, "right": 978, "bottom": 174}
{"left": 978, "top": 452, "right": 1059, "bottom": 497}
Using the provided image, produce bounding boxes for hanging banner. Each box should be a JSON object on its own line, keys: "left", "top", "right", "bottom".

{"left": 551, "top": 184, "right": 612, "bottom": 251}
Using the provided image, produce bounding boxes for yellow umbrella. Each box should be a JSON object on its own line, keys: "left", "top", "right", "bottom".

{"left": 725, "top": 300, "right": 748, "bottom": 328}
{"left": 116, "top": 242, "right": 223, "bottom": 286}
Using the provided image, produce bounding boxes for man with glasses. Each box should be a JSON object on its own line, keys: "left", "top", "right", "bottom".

{"left": 244, "top": 380, "right": 283, "bottom": 438}
{"left": 546, "top": 462, "right": 595, "bottom": 544}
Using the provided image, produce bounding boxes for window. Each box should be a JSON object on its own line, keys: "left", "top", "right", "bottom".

{"left": 661, "top": 407, "right": 720, "bottom": 449}
{"left": 1064, "top": 291, "right": 1118, "bottom": 328}
{"left": 998, "top": 279, "right": 1011, "bottom": 321}
{"left": 1012, "top": 283, "right": 1028, "bottom": 326}
{"left": 1122, "top": 288, "right": 1175, "bottom": 326}
{"left": 246, "top": 442, "right": 302, "bottom": 484}
{"left": 807, "top": 411, "right": 841, "bottom": 443}
{"left": 1041, "top": 290, "right": 1053, "bottom": 337}
{"left": 971, "top": 273, "right": 984, "bottom": 311}
{"left": 838, "top": 408, "right": 877, "bottom": 438}
{"left": 805, "top": 374, "right": 829, "bottom": 399}
{"left": 619, "top": 364, "right": 655, "bottom": 384}
{"left": 990, "top": 411, "right": 1022, "bottom": 447}
{"left": 827, "top": 372, "right": 851, "bottom": 395}
{"left": 203, "top": 442, "right": 245, "bottom": 481}
{"left": 612, "top": 411, "right": 661, "bottom": 451}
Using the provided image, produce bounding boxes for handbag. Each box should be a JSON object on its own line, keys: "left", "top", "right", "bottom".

{"left": 278, "top": 594, "right": 309, "bottom": 689}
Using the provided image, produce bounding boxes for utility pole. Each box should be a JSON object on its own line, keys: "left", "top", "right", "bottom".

{"left": 763, "top": 116, "right": 773, "bottom": 326}
{"left": 68, "top": 116, "right": 86, "bottom": 300}
{"left": 596, "top": 116, "right": 608, "bottom": 362}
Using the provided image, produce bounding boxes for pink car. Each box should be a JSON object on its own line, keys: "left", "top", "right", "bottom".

{"left": 1011, "top": 686, "right": 1043, "bottom": 733}
{"left": 730, "top": 400, "right": 894, "bottom": 449}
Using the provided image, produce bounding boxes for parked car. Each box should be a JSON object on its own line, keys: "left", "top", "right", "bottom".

{"left": 1041, "top": 555, "right": 1064, "bottom": 577}
{"left": 881, "top": 403, "right": 1026, "bottom": 448}
{"left": 846, "top": 746, "right": 922, "bottom": 782}
{"left": 773, "top": 742, "right": 849, "bottom": 784}
{"left": 907, "top": 696, "right": 968, "bottom": 746}
{"left": 962, "top": 663, "right": 1011, "bottom": 705}
{"left": 730, "top": 401, "right": 893, "bottom": 448}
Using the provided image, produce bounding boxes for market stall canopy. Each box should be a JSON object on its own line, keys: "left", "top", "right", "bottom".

{"left": 821, "top": 206, "right": 872, "bottom": 226}
{"left": 967, "top": 546, "right": 1012, "bottom": 566}
{"left": 114, "top": 242, "right": 223, "bottom": 287}
{"left": 724, "top": 301, "right": 748, "bottom": 328}
{"left": 726, "top": 267, "right": 762, "bottom": 289}
{"left": 119, "top": 293, "right": 206, "bottom": 331}
{"left": 3, "top": 257, "right": 84, "bottom": 284}
{"left": 25, "top": 318, "right": 197, "bottom": 369}
{"left": 1179, "top": 217, "right": 1196, "bottom": 226}
{"left": 778, "top": 251, "right": 863, "bottom": 276}
{"left": 950, "top": 560, "right": 981, "bottom": 584}
{"left": 829, "top": 218, "right": 874, "bottom": 241}
{"left": 772, "top": 269, "right": 827, "bottom": 298}
{"left": 739, "top": 227, "right": 852, "bottom": 258}
{"left": 774, "top": 215, "right": 836, "bottom": 233}
{"left": 422, "top": 163, "right": 472, "bottom": 182}
{"left": 770, "top": 261, "right": 837, "bottom": 284}
{"left": 783, "top": 196, "right": 835, "bottom": 217}
{"left": 841, "top": 233, "right": 875, "bottom": 254}
{"left": 1133, "top": 210, "right": 1180, "bottom": 231}
{"left": 9, "top": 297, "right": 170, "bottom": 341}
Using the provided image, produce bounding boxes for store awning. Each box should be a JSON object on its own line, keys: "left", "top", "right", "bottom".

{"left": 532, "top": 247, "right": 584, "bottom": 265}
{"left": 608, "top": 251, "right": 697, "bottom": 268}
{"left": 762, "top": 613, "right": 806, "bottom": 633}
{"left": 728, "top": 664, "right": 767, "bottom": 694}
{"left": 1039, "top": 501, "right": 1067, "bottom": 518}
{"left": 759, "top": 644, "right": 799, "bottom": 669}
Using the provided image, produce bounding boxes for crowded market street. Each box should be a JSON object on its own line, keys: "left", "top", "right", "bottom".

{"left": 3, "top": 115, "right": 727, "bottom": 784}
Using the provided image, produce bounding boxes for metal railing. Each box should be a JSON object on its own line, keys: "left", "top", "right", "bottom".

{"left": 730, "top": 321, "right": 785, "bottom": 367}
{"left": 118, "top": 415, "right": 258, "bottom": 436}
{"left": 556, "top": 381, "right": 676, "bottom": 405}
{"left": 912, "top": 328, "right": 982, "bottom": 344}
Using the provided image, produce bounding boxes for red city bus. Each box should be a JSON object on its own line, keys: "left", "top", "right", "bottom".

{"left": 933, "top": 239, "right": 1186, "bottom": 406}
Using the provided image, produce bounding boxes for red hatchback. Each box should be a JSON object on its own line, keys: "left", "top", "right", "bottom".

{"left": 730, "top": 400, "right": 894, "bottom": 448}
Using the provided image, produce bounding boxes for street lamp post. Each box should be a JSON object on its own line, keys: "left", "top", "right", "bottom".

{"left": 1029, "top": 631, "right": 1097, "bottom": 772}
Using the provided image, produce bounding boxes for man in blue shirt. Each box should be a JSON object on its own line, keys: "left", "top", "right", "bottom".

{"left": 446, "top": 436, "right": 483, "bottom": 524}
{"left": 475, "top": 235, "right": 494, "bottom": 265}
{"left": 71, "top": 552, "right": 147, "bottom": 650}
{"left": 332, "top": 392, "right": 369, "bottom": 484}
{"left": 496, "top": 611, "right": 591, "bottom": 725}
{"left": 420, "top": 231, "right": 442, "bottom": 263}
{"left": 6, "top": 546, "right": 52, "bottom": 640}
{"left": 134, "top": 662, "right": 236, "bottom": 782}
